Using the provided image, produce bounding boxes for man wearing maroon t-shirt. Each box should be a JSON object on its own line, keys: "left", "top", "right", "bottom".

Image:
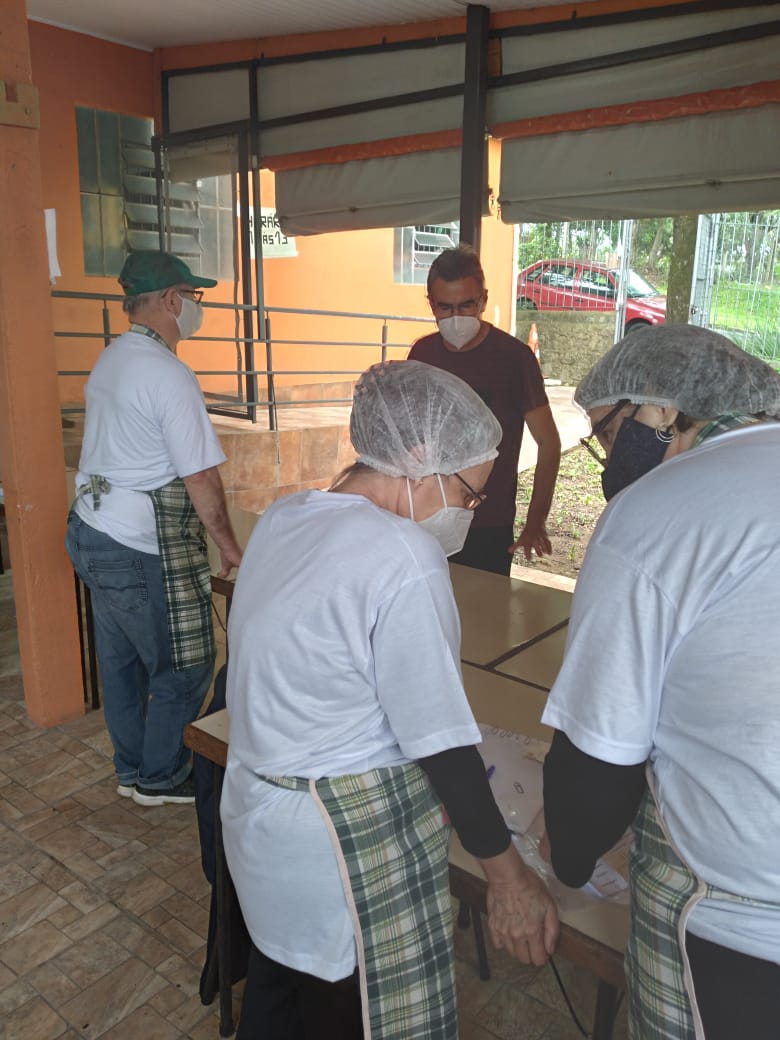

{"left": 409, "top": 245, "right": 560, "bottom": 576}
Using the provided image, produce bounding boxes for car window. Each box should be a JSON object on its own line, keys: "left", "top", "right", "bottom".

{"left": 579, "top": 269, "right": 615, "bottom": 299}
{"left": 623, "top": 269, "right": 661, "bottom": 298}
{"left": 544, "top": 263, "right": 575, "bottom": 288}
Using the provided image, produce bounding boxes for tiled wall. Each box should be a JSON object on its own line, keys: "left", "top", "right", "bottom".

{"left": 215, "top": 421, "right": 356, "bottom": 514}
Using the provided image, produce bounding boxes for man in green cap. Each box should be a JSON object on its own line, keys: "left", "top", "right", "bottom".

{"left": 66, "top": 251, "right": 242, "bottom": 806}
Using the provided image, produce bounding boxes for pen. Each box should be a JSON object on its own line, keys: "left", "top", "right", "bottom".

{"left": 486, "top": 764, "right": 496, "bottom": 780}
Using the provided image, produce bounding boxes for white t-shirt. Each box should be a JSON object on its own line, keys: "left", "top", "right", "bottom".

{"left": 74, "top": 330, "right": 226, "bottom": 553}
{"left": 221, "top": 490, "right": 482, "bottom": 980}
{"left": 542, "top": 424, "right": 780, "bottom": 962}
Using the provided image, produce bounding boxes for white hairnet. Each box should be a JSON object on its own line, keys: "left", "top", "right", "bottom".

{"left": 575, "top": 324, "right": 780, "bottom": 419}
{"left": 350, "top": 360, "right": 502, "bottom": 478}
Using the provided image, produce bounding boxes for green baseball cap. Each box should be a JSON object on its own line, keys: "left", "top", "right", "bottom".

{"left": 118, "top": 251, "right": 217, "bottom": 296}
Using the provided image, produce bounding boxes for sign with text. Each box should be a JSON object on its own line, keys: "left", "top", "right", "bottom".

{"left": 241, "top": 206, "right": 298, "bottom": 259}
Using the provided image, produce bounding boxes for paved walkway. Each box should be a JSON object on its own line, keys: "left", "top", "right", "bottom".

{"left": 519, "top": 385, "right": 587, "bottom": 472}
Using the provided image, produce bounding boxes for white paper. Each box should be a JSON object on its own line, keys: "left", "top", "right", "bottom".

{"left": 44, "top": 209, "right": 61, "bottom": 283}
{"left": 477, "top": 723, "right": 546, "bottom": 835}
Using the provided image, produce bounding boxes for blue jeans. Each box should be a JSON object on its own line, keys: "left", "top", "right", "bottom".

{"left": 66, "top": 512, "right": 214, "bottom": 790}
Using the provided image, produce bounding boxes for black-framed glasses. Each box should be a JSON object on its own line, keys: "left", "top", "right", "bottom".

{"left": 579, "top": 399, "right": 631, "bottom": 467}
{"left": 178, "top": 288, "right": 204, "bottom": 304}
{"left": 429, "top": 296, "right": 483, "bottom": 318}
{"left": 451, "top": 472, "right": 487, "bottom": 510}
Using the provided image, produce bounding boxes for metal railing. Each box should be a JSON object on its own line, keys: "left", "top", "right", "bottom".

{"left": 53, "top": 290, "right": 435, "bottom": 429}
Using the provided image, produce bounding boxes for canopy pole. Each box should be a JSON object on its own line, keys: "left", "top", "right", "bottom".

{"left": 459, "top": 4, "right": 490, "bottom": 255}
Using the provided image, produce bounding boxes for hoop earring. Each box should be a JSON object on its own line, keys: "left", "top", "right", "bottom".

{"left": 655, "top": 425, "right": 676, "bottom": 444}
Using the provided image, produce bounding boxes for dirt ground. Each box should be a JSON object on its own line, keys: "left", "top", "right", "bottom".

{"left": 514, "top": 447, "right": 605, "bottom": 580}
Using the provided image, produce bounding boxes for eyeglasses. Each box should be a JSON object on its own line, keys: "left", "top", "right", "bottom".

{"left": 579, "top": 399, "right": 631, "bottom": 467}
{"left": 452, "top": 472, "right": 487, "bottom": 510}
{"left": 429, "top": 296, "right": 483, "bottom": 318}
{"left": 177, "top": 288, "right": 204, "bottom": 304}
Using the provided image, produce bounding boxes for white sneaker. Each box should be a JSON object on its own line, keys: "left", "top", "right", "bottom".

{"left": 116, "top": 783, "right": 135, "bottom": 798}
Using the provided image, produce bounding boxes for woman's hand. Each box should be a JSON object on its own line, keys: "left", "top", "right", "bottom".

{"left": 478, "top": 843, "right": 559, "bottom": 965}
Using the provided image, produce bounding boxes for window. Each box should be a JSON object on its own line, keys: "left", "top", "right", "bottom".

{"left": 394, "top": 223, "right": 460, "bottom": 284}
{"left": 75, "top": 106, "right": 233, "bottom": 280}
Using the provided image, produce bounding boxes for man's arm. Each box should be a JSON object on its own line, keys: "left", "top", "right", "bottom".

{"left": 183, "top": 466, "right": 243, "bottom": 577}
{"left": 512, "top": 403, "right": 561, "bottom": 560}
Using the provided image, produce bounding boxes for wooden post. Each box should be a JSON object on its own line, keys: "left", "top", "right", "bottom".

{"left": 0, "top": 0, "right": 84, "bottom": 724}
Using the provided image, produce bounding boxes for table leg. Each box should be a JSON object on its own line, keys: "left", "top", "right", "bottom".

{"left": 592, "top": 980, "right": 621, "bottom": 1040}
{"left": 214, "top": 763, "right": 235, "bottom": 1038}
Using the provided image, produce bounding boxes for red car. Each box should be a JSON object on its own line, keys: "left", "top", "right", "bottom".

{"left": 517, "top": 259, "right": 666, "bottom": 333}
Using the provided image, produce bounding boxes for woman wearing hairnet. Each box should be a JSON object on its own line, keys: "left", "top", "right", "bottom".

{"left": 221, "top": 360, "right": 559, "bottom": 1040}
{"left": 541, "top": 325, "right": 780, "bottom": 1040}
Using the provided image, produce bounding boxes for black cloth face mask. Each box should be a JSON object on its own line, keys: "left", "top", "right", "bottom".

{"left": 601, "top": 417, "right": 669, "bottom": 501}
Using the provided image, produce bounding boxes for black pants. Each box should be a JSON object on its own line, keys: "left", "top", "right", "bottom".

{"left": 237, "top": 943, "right": 363, "bottom": 1040}
{"left": 687, "top": 932, "right": 780, "bottom": 1040}
{"left": 449, "top": 524, "right": 515, "bottom": 577}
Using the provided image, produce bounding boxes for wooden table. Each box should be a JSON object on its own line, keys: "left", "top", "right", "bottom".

{"left": 189, "top": 563, "right": 628, "bottom": 1037}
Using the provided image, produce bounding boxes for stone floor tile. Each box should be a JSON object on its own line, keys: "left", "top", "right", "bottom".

{"left": 53, "top": 931, "right": 131, "bottom": 990}
{"left": 477, "top": 983, "right": 566, "bottom": 1040}
{"left": 156, "top": 953, "right": 201, "bottom": 1000}
{"left": 185, "top": 1009, "right": 231, "bottom": 1040}
{"left": 0, "top": 919, "right": 73, "bottom": 975}
{"left": 525, "top": 957, "right": 598, "bottom": 1022}
{"left": 102, "top": 916, "right": 175, "bottom": 969}
{"left": 163, "top": 991, "right": 219, "bottom": 1034}
{"left": 101, "top": 1004, "right": 185, "bottom": 1040}
{"left": 0, "top": 881, "right": 67, "bottom": 941}
{"left": 167, "top": 859, "right": 210, "bottom": 903}
{"left": 0, "top": 977, "right": 37, "bottom": 1016}
{"left": 0, "top": 961, "right": 15, "bottom": 990}
{"left": 141, "top": 904, "right": 173, "bottom": 930}
{"left": 27, "top": 959, "right": 82, "bottom": 1007}
{"left": 47, "top": 903, "right": 83, "bottom": 930}
{"left": 58, "top": 877, "right": 109, "bottom": 915}
{"left": 59, "top": 956, "right": 167, "bottom": 1039}
{"left": 0, "top": 862, "right": 37, "bottom": 902}
{"left": 79, "top": 803, "right": 156, "bottom": 847}
{"left": 156, "top": 918, "right": 205, "bottom": 958}
{"left": 0, "top": 797, "right": 24, "bottom": 823}
{"left": 62, "top": 901, "right": 122, "bottom": 942}
{"left": 148, "top": 982, "right": 189, "bottom": 1016}
{"left": 7, "top": 749, "right": 82, "bottom": 789}
{"left": 161, "top": 892, "right": 209, "bottom": 940}
{"left": 1, "top": 993, "right": 68, "bottom": 1039}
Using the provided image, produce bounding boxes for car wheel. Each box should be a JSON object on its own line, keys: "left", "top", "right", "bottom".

{"left": 623, "top": 320, "right": 650, "bottom": 335}
{"left": 517, "top": 298, "right": 537, "bottom": 310}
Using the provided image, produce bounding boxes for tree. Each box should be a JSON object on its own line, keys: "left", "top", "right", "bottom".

{"left": 666, "top": 216, "right": 698, "bottom": 323}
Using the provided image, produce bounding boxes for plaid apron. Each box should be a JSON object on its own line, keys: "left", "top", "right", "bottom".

{"left": 147, "top": 478, "right": 215, "bottom": 671}
{"left": 265, "top": 763, "right": 457, "bottom": 1040}
{"left": 626, "top": 768, "right": 765, "bottom": 1040}
{"left": 75, "top": 475, "right": 214, "bottom": 670}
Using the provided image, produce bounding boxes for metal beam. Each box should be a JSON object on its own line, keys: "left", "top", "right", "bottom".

{"left": 459, "top": 4, "right": 489, "bottom": 254}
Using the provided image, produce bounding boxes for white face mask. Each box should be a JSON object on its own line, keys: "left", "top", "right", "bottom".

{"left": 407, "top": 474, "right": 474, "bottom": 557}
{"left": 437, "top": 315, "right": 481, "bottom": 350}
{"left": 175, "top": 295, "right": 204, "bottom": 340}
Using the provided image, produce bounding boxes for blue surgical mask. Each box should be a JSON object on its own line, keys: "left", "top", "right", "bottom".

{"left": 601, "top": 417, "right": 669, "bottom": 501}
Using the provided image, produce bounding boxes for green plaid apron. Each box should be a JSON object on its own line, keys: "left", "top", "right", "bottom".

{"left": 626, "top": 769, "right": 765, "bottom": 1040}
{"left": 147, "top": 478, "right": 215, "bottom": 671}
{"left": 75, "top": 475, "right": 214, "bottom": 670}
{"left": 265, "top": 763, "right": 457, "bottom": 1039}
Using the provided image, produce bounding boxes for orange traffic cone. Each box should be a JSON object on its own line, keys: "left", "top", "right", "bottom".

{"left": 528, "top": 322, "right": 540, "bottom": 366}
